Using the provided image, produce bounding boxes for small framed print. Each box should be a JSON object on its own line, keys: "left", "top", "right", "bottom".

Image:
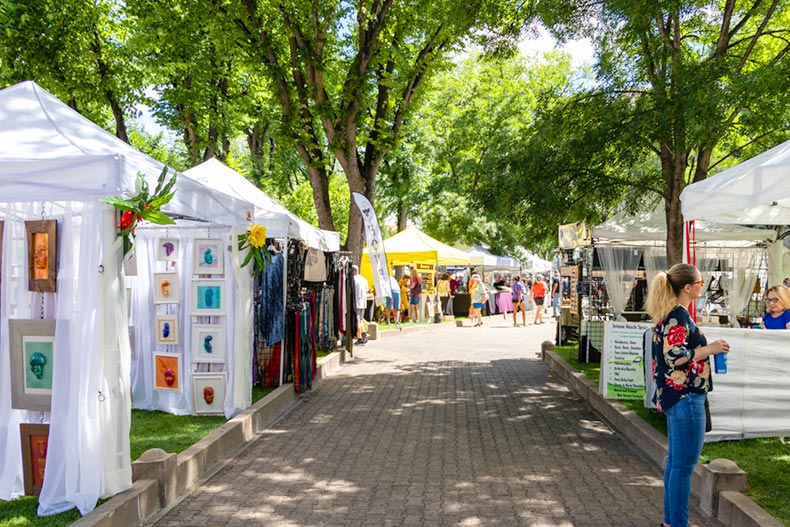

{"left": 193, "top": 238, "right": 224, "bottom": 275}
{"left": 26, "top": 220, "right": 57, "bottom": 292}
{"left": 153, "top": 352, "right": 182, "bottom": 392}
{"left": 191, "top": 324, "right": 226, "bottom": 363}
{"left": 156, "top": 238, "right": 179, "bottom": 261}
{"left": 191, "top": 280, "right": 226, "bottom": 316}
{"left": 9, "top": 319, "right": 56, "bottom": 412}
{"left": 153, "top": 272, "right": 180, "bottom": 304}
{"left": 155, "top": 315, "right": 178, "bottom": 345}
{"left": 192, "top": 373, "right": 226, "bottom": 415}
{"left": 20, "top": 423, "right": 49, "bottom": 496}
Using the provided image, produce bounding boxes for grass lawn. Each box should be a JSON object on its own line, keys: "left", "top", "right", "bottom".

{"left": 554, "top": 343, "right": 790, "bottom": 526}
{"left": 0, "top": 385, "right": 277, "bottom": 527}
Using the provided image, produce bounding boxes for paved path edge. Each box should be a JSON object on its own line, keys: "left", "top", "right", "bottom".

{"left": 541, "top": 341, "right": 784, "bottom": 527}
{"left": 71, "top": 351, "right": 345, "bottom": 527}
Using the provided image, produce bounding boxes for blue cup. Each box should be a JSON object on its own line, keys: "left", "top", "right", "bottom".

{"left": 714, "top": 353, "right": 727, "bottom": 374}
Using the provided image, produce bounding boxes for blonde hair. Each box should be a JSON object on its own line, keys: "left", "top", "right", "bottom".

{"left": 646, "top": 263, "right": 699, "bottom": 322}
{"left": 765, "top": 285, "right": 790, "bottom": 312}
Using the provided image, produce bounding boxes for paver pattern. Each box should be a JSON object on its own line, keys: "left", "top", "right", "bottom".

{"left": 152, "top": 315, "right": 721, "bottom": 527}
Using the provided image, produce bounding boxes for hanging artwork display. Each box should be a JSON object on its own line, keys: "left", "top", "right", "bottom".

{"left": 191, "top": 280, "right": 226, "bottom": 316}
{"left": 9, "top": 319, "right": 56, "bottom": 412}
{"left": 193, "top": 238, "right": 224, "bottom": 275}
{"left": 153, "top": 272, "right": 180, "bottom": 304}
{"left": 20, "top": 423, "right": 50, "bottom": 496}
{"left": 25, "top": 220, "right": 57, "bottom": 292}
{"left": 155, "top": 315, "right": 178, "bottom": 345}
{"left": 153, "top": 352, "right": 182, "bottom": 391}
{"left": 190, "top": 324, "right": 225, "bottom": 363}
{"left": 192, "top": 373, "right": 226, "bottom": 414}
{"left": 156, "top": 238, "right": 179, "bottom": 261}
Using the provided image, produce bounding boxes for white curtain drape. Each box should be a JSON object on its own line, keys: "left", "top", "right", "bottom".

{"left": 130, "top": 225, "right": 249, "bottom": 418}
{"left": 0, "top": 201, "right": 129, "bottom": 515}
{"left": 598, "top": 246, "right": 643, "bottom": 320}
{"left": 766, "top": 240, "right": 785, "bottom": 288}
{"left": 641, "top": 246, "right": 664, "bottom": 291}
{"left": 720, "top": 249, "right": 761, "bottom": 327}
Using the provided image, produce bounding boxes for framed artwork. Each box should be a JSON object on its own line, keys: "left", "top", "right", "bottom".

{"left": 155, "top": 315, "right": 178, "bottom": 345}
{"left": 153, "top": 352, "right": 182, "bottom": 392}
{"left": 26, "top": 220, "right": 57, "bottom": 292}
{"left": 20, "top": 423, "right": 49, "bottom": 496}
{"left": 192, "top": 373, "right": 226, "bottom": 415}
{"left": 156, "top": 238, "right": 179, "bottom": 261}
{"left": 9, "top": 319, "right": 56, "bottom": 412}
{"left": 193, "top": 238, "right": 224, "bottom": 275}
{"left": 191, "top": 280, "right": 226, "bottom": 316}
{"left": 191, "top": 324, "right": 226, "bottom": 363}
{"left": 153, "top": 272, "right": 180, "bottom": 304}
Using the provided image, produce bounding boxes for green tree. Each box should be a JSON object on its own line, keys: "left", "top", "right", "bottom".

{"left": 534, "top": 0, "right": 790, "bottom": 263}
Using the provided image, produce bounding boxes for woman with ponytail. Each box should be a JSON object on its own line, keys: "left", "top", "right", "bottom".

{"left": 646, "top": 263, "right": 730, "bottom": 527}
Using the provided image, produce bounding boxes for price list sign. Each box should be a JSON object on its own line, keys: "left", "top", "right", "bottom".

{"left": 601, "top": 321, "right": 652, "bottom": 399}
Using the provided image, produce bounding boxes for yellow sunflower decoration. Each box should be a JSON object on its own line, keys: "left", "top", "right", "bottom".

{"left": 238, "top": 223, "right": 271, "bottom": 274}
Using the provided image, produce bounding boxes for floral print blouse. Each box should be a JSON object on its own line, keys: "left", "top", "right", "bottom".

{"left": 651, "top": 305, "right": 711, "bottom": 413}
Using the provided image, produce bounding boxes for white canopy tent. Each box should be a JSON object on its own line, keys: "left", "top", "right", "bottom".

{"left": 185, "top": 159, "right": 340, "bottom": 252}
{"left": 517, "top": 248, "right": 552, "bottom": 273}
{"left": 461, "top": 244, "right": 521, "bottom": 270}
{"left": 0, "top": 81, "right": 252, "bottom": 515}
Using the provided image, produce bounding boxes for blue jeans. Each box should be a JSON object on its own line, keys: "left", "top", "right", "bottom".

{"left": 664, "top": 392, "right": 706, "bottom": 527}
{"left": 552, "top": 293, "right": 561, "bottom": 317}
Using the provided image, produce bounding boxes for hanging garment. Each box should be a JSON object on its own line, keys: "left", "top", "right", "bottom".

{"left": 262, "top": 342, "right": 282, "bottom": 388}
{"left": 259, "top": 253, "right": 285, "bottom": 345}
{"left": 303, "top": 248, "right": 327, "bottom": 282}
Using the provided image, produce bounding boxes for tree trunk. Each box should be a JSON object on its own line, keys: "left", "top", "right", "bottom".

{"left": 108, "top": 94, "right": 129, "bottom": 143}
{"left": 398, "top": 200, "right": 408, "bottom": 231}
{"left": 661, "top": 144, "right": 688, "bottom": 266}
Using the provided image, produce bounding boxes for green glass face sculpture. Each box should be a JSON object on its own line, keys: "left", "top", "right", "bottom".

{"left": 30, "top": 352, "right": 47, "bottom": 379}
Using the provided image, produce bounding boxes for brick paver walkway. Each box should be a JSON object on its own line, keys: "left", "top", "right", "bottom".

{"left": 152, "top": 315, "right": 721, "bottom": 527}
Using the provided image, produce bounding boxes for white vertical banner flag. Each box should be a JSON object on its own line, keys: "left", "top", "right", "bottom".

{"left": 352, "top": 192, "right": 390, "bottom": 302}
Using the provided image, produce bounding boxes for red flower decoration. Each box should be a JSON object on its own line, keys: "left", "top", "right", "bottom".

{"left": 666, "top": 324, "right": 687, "bottom": 347}
{"left": 117, "top": 210, "right": 135, "bottom": 230}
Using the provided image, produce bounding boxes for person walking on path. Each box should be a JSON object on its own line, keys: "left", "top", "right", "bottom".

{"left": 437, "top": 272, "right": 451, "bottom": 316}
{"left": 551, "top": 270, "right": 562, "bottom": 318}
{"left": 352, "top": 265, "right": 370, "bottom": 345}
{"left": 386, "top": 270, "right": 401, "bottom": 326}
{"left": 511, "top": 275, "right": 527, "bottom": 327}
{"left": 531, "top": 274, "right": 547, "bottom": 325}
{"left": 647, "top": 263, "right": 730, "bottom": 527}
{"left": 408, "top": 268, "right": 422, "bottom": 323}
{"left": 469, "top": 273, "right": 487, "bottom": 326}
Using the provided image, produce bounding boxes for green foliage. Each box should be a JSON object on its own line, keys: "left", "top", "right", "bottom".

{"left": 129, "top": 409, "right": 227, "bottom": 461}
{"left": 0, "top": 498, "right": 80, "bottom": 527}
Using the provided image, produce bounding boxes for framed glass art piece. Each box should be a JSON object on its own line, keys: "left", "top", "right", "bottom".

{"left": 20, "top": 423, "right": 49, "bottom": 496}
{"left": 155, "top": 314, "right": 178, "bottom": 345}
{"left": 9, "top": 319, "right": 56, "bottom": 412}
{"left": 153, "top": 272, "right": 180, "bottom": 304}
{"left": 192, "top": 373, "right": 226, "bottom": 415}
{"left": 193, "top": 238, "right": 224, "bottom": 275}
{"left": 156, "top": 238, "right": 179, "bottom": 261}
{"left": 25, "top": 220, "right": 57, "bottom": 292}
{"left": 190, "top": 324, "right": 225, "bottom": 363}
{"left": 153, "top": 352, "right": 182, "bottom": 392}
{"left": 191, "top": 280, "right": 226, "bottom": 316}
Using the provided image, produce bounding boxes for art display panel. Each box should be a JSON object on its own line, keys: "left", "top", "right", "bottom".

{"left": 190, "top": 324, "right": 225, "bottom": 363}
{"left": 193, "top": 238, "right": 224, "bottom": 275}
{"left": 25, "top": 220, "right": 57, "bottom": 292}
{"left": 192, "top": 373, "right": 226, "bottom": 414}
{"left": 191, "top": 280, "right": 226, "bottom": 316}
{"left": 20, "top": 423, "right": 49, "bottom": 496}
{"left": 153, "top": 272, "right": 180, "bottom": 304}
{"left": 153, "top": 352, "right": 182, "bottom": 392}
{"left": 155, "top": 315, "right": 178, "bottom": 345}
{"left": 9, "top": 319, "right": 56, "bottom": 412}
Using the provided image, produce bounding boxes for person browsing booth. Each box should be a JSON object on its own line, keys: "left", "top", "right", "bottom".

{"left": 352, "top": 265, "right": 370, "bottom": 344}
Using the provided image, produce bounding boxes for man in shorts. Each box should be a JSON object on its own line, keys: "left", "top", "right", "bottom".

{"left": 352, "top": 265, "right": 369, "bottom": 344}
{"left": 386, "top": 270, "right": 401, "bottom": 326}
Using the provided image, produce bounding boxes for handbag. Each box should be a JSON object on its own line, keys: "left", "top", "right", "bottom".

{"left": 704, "top": 397, "right": 712, "bottom": 433}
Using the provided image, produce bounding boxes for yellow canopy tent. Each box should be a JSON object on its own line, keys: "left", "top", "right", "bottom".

{"left": 360, "top": 225, "right": 471, "bottom": 292}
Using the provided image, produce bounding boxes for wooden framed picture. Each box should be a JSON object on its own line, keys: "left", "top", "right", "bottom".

{"left": 193, "top": 238, "right": 224, "bottom": 275}
{"left": 153, "top": 352, "right": 182, "bottom": 392}
{"left": 20, "top": 423, "right": 49, "bottom": 496}
{"left": 9, "top": 319, "right": 56, "bottom": 412}
{"left": 155, "top": 315, "right": 178, "bottom": 345}
{"left": 190, "top": 324, "right": 226, "bottom": 363}
{"left": 26, "top": 220, "right": 57, "bottom": 292}
{"left": 191, "top": 280, "right": 226, "bottom": 316}
{"left": 156, "top": 238, "right": 179, "bottom": 261}
{"left": 192, "top": 373, "right": 226, "bottom": 415}
{"left": 153, "top": 272, "right": 180, "bottom": 304}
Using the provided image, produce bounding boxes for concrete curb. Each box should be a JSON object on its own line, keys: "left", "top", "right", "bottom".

{"left": 541, "top": 341, "right": 784, "bottom": 527}
{"left": 73, "top": 351, "right": 344, "bottom": 527}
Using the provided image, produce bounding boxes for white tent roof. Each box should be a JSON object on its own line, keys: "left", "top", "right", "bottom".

{"left": 460, "top": 244, "right": 521, "bottom": 269}
{"left": 185, "top": 159, "right": 340, "bottom": 251}
{"left": 0, "top": 81, "right": 249, "bottom": 226}
{"left": 593, "top": 204, "right": 776, "bottom": 243}
{"left": 681, "top": 139, "right": 790, "bottom": 224}
{"left": 515, "top": 247, "right": 552, "bottom": 272}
